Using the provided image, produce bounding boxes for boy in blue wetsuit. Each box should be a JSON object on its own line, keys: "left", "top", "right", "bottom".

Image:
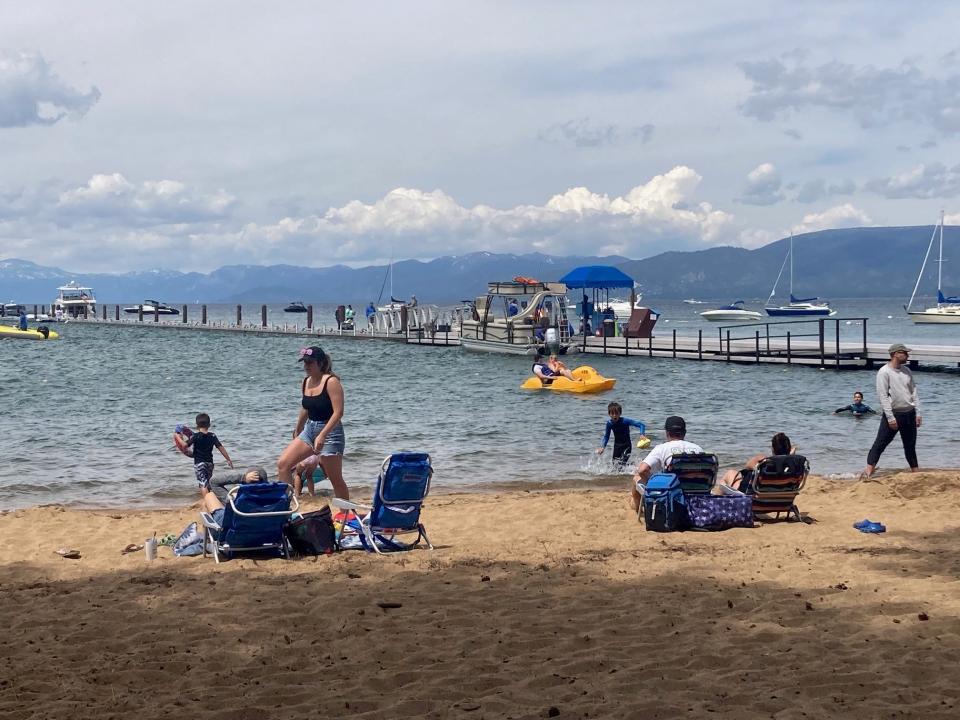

{"left": 833, "top": 391, "right": 877, "bottom": 417}
{"left": 596, "top": 402, "right": 647, "bottom": 468}
{"left": 185, "top": 412, "right": 233, "bottom": 496}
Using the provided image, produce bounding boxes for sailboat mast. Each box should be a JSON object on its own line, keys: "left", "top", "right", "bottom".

{"left": 938, "top": 210, "right": 944, "bottom": 299}
{"left": 789, "top": 233, "right": 794, "bottom": 297}
{"left": 904, "top": 217, "right": 939, "bottom": 313}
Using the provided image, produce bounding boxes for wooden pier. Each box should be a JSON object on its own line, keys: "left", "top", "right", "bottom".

{"left": 51, "top": 311, "right": 960, "bottom": 371}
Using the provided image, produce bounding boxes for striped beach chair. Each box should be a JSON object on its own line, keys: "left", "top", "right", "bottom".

{"left": 748, "top": 455, "right": 808, "bottom": 521}
{"left": 668, "top": 453, "right": 719, "bottom": 496}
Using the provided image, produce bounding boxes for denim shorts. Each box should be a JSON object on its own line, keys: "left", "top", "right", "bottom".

{"left": 298, "top": 419, "right": 346, "bottom": 456}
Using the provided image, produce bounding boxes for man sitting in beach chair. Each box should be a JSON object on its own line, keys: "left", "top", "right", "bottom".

{"left": 739, "top": 455, "right": 809, "bottom": 522}
{"left": 200, "top": 480, "right": 299, "bottom": 562}
{"left": 332, "top": 452, "right": 433, "bottom": 553}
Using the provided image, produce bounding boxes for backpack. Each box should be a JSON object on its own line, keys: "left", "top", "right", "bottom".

{"left": 283, "top": 506, "right": 336, "bottom": 556}
{"left": 642, "top": 473, "right": 687, "bottom": 532}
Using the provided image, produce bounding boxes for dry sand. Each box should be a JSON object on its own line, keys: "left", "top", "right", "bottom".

{"left": 2, "top": 472, "right": 959, "bottom": 719}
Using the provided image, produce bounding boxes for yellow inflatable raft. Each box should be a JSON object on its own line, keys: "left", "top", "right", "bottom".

{"left": 0, "top": 325, "right": 60, "bottom": 341}
{"left": 521, "top": 365, "right": 616, "bottom": 394}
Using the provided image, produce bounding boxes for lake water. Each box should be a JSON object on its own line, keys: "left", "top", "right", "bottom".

{"left": 0, "top": 298, "right": 957, "bottom": 509}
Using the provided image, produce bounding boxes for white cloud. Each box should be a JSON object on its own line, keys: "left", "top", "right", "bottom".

{"left": 793, "top": 203, "right": 872, "bottom": 234}
{"left": 56, "top": 173, "right": 235, "bottom": 225}
{"left": 738, "top": 54, "right": 960, "bottom": 136}
{"left": 740, "top": 163, "right": 784, "bottom": 205}
{"left": 0, "top": 51, "right": 100, "bottom": 128}
{"left": 864, "top": 163, "right": 960, "bottom": 199}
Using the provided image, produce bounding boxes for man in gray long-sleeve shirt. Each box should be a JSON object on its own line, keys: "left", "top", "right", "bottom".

{"left": 863, "top": 343, "right": 921, "bottom": 477}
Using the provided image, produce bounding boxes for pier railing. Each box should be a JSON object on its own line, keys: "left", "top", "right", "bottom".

{"left": 717, "top": 317, "right": 869, "bottom": 368}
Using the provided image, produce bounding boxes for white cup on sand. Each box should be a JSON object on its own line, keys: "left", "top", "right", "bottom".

{"left": 145, "top": 537, "right": 157, "bottom": 561}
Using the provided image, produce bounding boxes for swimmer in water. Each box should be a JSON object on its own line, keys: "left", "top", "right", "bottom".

{"left": 833, "top": 391, "right": 877, "bottom": 417}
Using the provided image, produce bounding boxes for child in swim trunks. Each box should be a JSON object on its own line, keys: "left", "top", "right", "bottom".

{"left": 185, "top": 412, "right": 233, "bottom": 496}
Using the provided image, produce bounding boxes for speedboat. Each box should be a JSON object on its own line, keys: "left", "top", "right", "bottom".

{"left": 700, "top": 301, "right": 763, "bottom": 322}
{"left": 521, "top": 366, "right": 616, "bottom": 394}
{"left": 53, "top": 282, "right": 97, "bottom": 318}
{"left": 284, "top": 301, "right": 309, "bottom": 313}
{"left": 2, "top": 302, "right": 24, "bottom": 317}
{"left": 682, "top": 298, "right": 706, "bottom": 304}
{"left": 123, "top": 300, "right": 179, "bottom": 315}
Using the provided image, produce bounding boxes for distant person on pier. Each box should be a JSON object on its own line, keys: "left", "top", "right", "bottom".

{"left": 345, "top": 305, "right": 355, "bottom": 323}
{"left": 334, "top": 305, "right": 345, "bottom": 330}
{"left": 408, "top": 294, "right": 418, "bottom": 308}
{"left": 366, "top": 303, "right": 376, "bottom": 324}
{"left": 18, "top": 309, "right": 28, "bottom": 331}
{"left": 276, "top": 346, "right": 349, "bottom": 501}
{"left": 833, "top": 391, "right": 877, "bottom": 417}
{"left": 862, "top": 343, "right": 921, "bottom": 478}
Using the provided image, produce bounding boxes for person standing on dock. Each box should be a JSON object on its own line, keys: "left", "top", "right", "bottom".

{"left": 18, "top": 309, "right": 28, "bottom": 331}
{"left": 366, "top": 303, "right": 376, "bottom": 325}
{"left": 862, "top": 344, "right": 921, "bottom": 477}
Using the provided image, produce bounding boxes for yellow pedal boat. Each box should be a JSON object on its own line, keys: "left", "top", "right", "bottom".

{"left": 521, "top": 365, "right": 616, "bottom": 394}
{"left": 0, "top": 325, "right": 60, "bottom": 341}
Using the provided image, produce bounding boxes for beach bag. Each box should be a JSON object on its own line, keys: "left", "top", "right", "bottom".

{"left": 283, "top": 506, "right": 336, "bottom": 556}
{"left": 685, "top": 494, "right": 754, "bottom": 531}
{"left": 173, "top": 521, "right": 206, "bottom": 557}
{"left": 643, "top": 473, "right": 687, "bottom": 532}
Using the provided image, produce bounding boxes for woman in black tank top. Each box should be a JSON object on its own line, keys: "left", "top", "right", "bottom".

{"left": 276, "top": 345, "right": 349, "bottom": 499}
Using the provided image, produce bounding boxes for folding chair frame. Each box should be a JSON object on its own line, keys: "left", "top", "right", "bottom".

{"left": 201, "top": 485, "right": 299, "bottom": 563}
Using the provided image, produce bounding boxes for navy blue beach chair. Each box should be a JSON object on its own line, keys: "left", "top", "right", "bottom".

{"left": 332, "top": 452, "right": 433, "bottom": 553}
{"left": 668, "top": 453, "right": 719, "bottom": 495}
{"left": 201, "top": 482, "right": 299, "bottom": 563}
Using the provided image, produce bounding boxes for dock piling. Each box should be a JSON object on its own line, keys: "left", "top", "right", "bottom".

{"left": 138, "top": 306, "right": 144, "bottom": 322}
{"left": 182, "top": 305, "right": 187, "bottom": 323}
{"left": 236, "top": 305, "right": 242, "bottom": 326}
{"left": 261, "top": 305, "right": 267, "bottom": 328}
{"left": 202, "top": 305, "right": 207, "bottom": 325}
{"left": 787, "top": 332, "right": 792, "bottom": 365}
{"left": 115, "top": 305, "right": 120, "bottom": 321}
{"left": 698, "top": 330, "right": 702, "bottom": 360}
{"left": 307, "top": 305, "right": 313, "bottom": 329}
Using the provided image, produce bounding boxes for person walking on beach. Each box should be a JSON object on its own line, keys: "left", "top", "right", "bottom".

{"left": 185, "top": 413, "right": 234, "bottom": 496}
{"left": 630, "top": 416, "right": 703, "bottom": 512}
{"left": 596, "top": 402, "right": 647, "bottom": 469}
{"left": 862, "top": 343, "right": 921, "bottom": 478}
{"left": 276, "top": 346, "right": 349, "bottom": 500}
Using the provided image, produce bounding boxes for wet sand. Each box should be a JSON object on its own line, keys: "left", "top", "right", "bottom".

{"left": 1, "top": 471, "right": 959, "bottom": 719}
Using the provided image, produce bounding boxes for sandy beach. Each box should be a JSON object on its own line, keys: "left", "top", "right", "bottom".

{"left": 2, "top": 471, "right": 959, "bottom": 719}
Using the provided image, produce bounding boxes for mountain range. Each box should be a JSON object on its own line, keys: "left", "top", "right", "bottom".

{"left": 1, "top": 225, "right": 955, "bottom": 304}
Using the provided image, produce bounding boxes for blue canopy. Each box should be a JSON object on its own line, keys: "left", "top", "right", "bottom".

{"left": 559, "top": 265, "right": 634, "bottom": 290}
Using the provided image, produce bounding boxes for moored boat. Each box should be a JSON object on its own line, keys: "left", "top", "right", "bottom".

{"left": 123, "top": 300, "right": 179, "bottom": 315}
{"left": 764, "top": 235, "right": 835, "bottom": 317}
{"left": 905, "top": 212, "right": 960, "bottom": 324}
{"left": 284, "top": 301, "right": 309, "bottom": 313}
{"left": 53, "top": 282, "right": 97, "bottom": 319}
{"left": 700, "top": 301, "right": 763, "bottom": 322}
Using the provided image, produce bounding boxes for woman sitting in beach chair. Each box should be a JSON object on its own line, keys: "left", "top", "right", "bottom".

{"left": 720, "top": 433, "right": 808, "bottom": 521}
{"left": 720, "top": 433, "right": 797, "bottom": 492}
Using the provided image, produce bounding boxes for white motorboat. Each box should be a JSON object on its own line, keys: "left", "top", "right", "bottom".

{"left": 123, "top": 300, "right": 180, "bottom": 315}
{"left": 682, "top": 298, "right": 706, "bottom": 304}
{"left": 905, "top": 212, "right": 960, "bottom": 324}
{"left": 53, "top": 282, "right": 97, "bottom": 318}
{"left": 764, "top": 235, "right": 835, "bottom": 317}
{"left": 700, "top": 301, "right": 763, "bottom": 322}
{"left": 460, "top": 280, "right": 576, "bottom": 354}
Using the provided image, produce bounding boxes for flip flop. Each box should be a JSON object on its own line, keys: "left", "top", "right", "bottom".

{"left": 853, "top": 519, "right": 874, "bottom": 529}
{"left": 857, "top": 521, "right": 886, "bottom": 534}
{"left": 121, "top": 543, "right": 144, "bottom": 554}
{"left": 54, "top": 547, "right": 82, "bottom": 559}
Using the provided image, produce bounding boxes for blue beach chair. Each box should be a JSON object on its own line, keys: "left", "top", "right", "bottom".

{"left": 668, "top": 453, "right": 719, "bottom": 495}
{"left": 201, "top": 482, "right": 299, "bottom": 563}
{"left": 332, "top": 453, "right": 433, "bottom": 553}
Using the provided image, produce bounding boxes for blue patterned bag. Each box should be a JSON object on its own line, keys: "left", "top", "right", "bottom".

{"left": 685, "top": 495, "right": 753, "bottom": 530}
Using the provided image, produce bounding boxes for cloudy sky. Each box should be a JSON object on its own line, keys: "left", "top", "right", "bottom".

{"left": 2, "top": 1, "right": 960, "bottom": 272}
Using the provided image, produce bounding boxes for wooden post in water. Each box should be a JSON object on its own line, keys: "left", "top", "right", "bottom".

{"left": 307, "top": 305, "right": 313, "bottom": 329}
{"left": 698, "top": 329, "right": 702, "bottom": 360}
{"left": 787, "top": 331, "right": 792, "bottom": 365}
{"left": 182, "top": 305, "right": 188, "bottom": 323}
{"left": 33, "top": 304, "right": 38, "bottom": 316}
{"left": 138, "top": 305, "right": 144, "bottom": 322}
{"left": 818, "top": 319, "right": 825, "bottom": 368}
{"left": 115, "top": 305, "right": 120, "bottom": 321}
{"left": 835, "top": 320, "right": 840, "bottom": 370}
{"left": 755, "top": 330, "right": 760, "bottom": 363}
{"left": 726, "top": 330, "right": 731, "bottom": 362}
{"left": 672, "top": 329, "right": 676, "bottom": 358}
{"left": 101, "top": 305, "right": 106, "bottom": 320}
{"left": 648, "top": 334, "right": 652, "bottom": 358}
{"left": 154, "top": 305, "right": 159, "bottom": 323}
{"left": 261, "top": 304, "right": 267, "bottom": 328}
{"left": 202, "top": 305, "right": 207, "bottom": 324}
{"left": 236, "top": 304, "right": 242, "bottom": 326}
{"left": 602, "top": 326, "right": 607, "bottom": 356}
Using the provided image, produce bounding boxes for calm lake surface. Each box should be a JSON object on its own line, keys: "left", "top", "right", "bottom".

{"left": 0, "top": 298, "right": 957, "bottom": 509}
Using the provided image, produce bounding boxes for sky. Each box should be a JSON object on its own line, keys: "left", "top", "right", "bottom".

{"left": 2, "top": 0, "right": 960, "bottom": 272}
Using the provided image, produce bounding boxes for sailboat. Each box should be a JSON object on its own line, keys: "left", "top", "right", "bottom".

{"left": 764, "top": 234, "right": 835, "bottom": 317}
{"left": 376, "top": 254, "right": 406, "bottom": 312}
{"left": 905, "top": 211, "right": 960, "bottom": 324}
